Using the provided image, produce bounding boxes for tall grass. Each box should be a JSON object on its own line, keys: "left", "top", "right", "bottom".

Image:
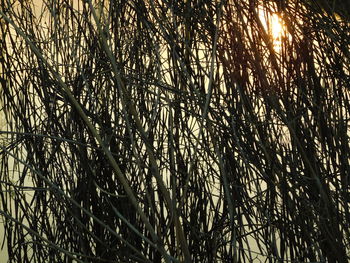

{"left": 1, "top": 0, "right": 350, "bottom": 262}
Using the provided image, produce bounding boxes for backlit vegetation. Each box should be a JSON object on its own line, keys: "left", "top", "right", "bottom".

{"left": 1, "top": 0, "right": 350, "bottom": 262}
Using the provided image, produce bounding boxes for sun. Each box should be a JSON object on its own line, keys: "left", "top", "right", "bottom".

{"left": 270, "top": 13, "right": 283, "bottom": 41}
{"left": 258, "top": 9, "right": 284, "bottom": 51}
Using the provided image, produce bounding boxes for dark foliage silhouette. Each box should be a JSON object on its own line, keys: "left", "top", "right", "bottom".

{"left": 1, "top": 0, "right": 350, "bottom": 262}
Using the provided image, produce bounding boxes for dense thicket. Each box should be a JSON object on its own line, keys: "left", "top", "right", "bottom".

{"left": 1, "top": 0, "right": 350, "bottom": 262}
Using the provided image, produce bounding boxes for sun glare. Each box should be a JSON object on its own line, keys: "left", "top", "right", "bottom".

{"left": 259, "top": 9, "right": 284, "bottom": 51}
{"left": 270, "top": 14, "right": 283, "bottom": 41}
